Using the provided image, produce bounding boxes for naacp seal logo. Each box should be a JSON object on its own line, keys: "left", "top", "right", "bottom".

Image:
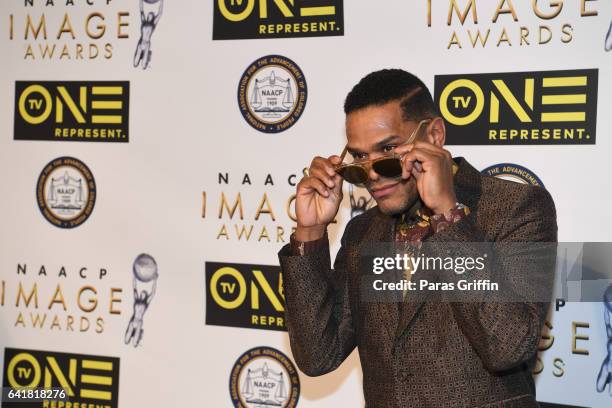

{"left": 238, "top": 55, "right": 307, "bottom": 133}
{"left": 36, "top": 157, "right": 96, "bottom": 228}
{"left": 481, "top": 163, "right": 544, "bottom": 188}
{"left": 229, "top": 346, "right": 300, "bottom": 408}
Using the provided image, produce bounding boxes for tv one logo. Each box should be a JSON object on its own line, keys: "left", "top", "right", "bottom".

{"left": 14, "top": 81, "right": 130, "bottom": 143}
{"left": 213, "top": 0, "right": 344, "bottom": 40}
{"left": 2, "top": 348, "right": 119, "bottom": 407}
{"left": 205, "top": 262, "right": 286, "bottom": 332}
{"left": 434, "top": 69, "right": 598, "bottom": 145}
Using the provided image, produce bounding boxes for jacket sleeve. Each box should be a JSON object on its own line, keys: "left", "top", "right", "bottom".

{"left": 429, "top": 186, "right": 557, "bottom": 373}
{"left": 278, "top": 222, "right": 357, "bottom": 376}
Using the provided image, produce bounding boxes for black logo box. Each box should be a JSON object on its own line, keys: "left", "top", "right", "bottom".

{"left": 434, "top": 69, "right": 598, "bottom": 145}
{"left": 14, "top": 81, "right": 130, "bottom": 143}
{"left": 205, "top": 261, "right": 287, "bottom": 332}
{"left": 213, "top": 0, "right": 344, "bottom": 40}
{"left": 2, "top": 347, "right": 120, "bottom": 408}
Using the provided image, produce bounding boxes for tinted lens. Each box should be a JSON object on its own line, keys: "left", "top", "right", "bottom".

{"left": 337, "top": 165, "right": 368, "bottom": 185}
{"left": 372, "top": 157, "right": 402, "bottom": 178}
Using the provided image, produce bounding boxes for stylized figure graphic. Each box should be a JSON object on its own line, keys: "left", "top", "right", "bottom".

{"left": 597, "top": 284, "right": 612, "bottom": 395}
{"left": 125, "top": 254, "right": 158, "bottom": 347}
{"left": 606, "top": 20, "right": 612, "bottom": 52}
{"left": 134, "top": 0, "right": 164, "bottom": 69}
{"left": 349, "top": 184, "right": 372, "bottom": 219}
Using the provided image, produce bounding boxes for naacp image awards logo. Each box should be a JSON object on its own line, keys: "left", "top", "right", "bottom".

{"left": 238, "top": 55, "right": 307, "bottom": 133}
{"left": 481, "top": 163, "right": 544, "bottom": 188}
{"left": 36, "top": 157, "right": 96, "bottom": 229}
{"left": 230, "top": 346, "right": 300, "bottom": 408}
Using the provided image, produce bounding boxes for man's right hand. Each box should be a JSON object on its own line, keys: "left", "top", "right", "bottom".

{"left": 295, "top": 155, "right": 344, "bottom": 242}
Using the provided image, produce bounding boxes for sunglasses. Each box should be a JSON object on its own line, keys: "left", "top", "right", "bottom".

{"left": 335, "top": 119, "right": 432, "bottom": 187}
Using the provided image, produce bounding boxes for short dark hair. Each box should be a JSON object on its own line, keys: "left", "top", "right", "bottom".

{"left": 344, "top": 69, "right": 439, "bottom": 121}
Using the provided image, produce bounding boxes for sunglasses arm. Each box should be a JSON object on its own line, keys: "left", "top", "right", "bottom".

{"left": 335, "top": 146, "right": 349, "bottom": 169}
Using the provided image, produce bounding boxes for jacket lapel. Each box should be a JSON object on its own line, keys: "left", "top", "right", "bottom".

{"left": 394, "top": 271, "right": 431, "bottom": 341}
{"left": 356, "top": 207, "right": 401, "bottom": 343}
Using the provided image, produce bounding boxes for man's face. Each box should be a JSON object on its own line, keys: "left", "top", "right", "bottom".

{"left": 345, "top": 101, "right": 427, "bottom": 216}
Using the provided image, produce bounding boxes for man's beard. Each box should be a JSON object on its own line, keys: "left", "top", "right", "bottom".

{"left": 367, "top": 178, "right": 419, "bottom": 216}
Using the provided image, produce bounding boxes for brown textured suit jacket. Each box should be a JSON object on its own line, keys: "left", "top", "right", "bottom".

{"left": 278, "top": 157, "right": 557, "bottom": 407}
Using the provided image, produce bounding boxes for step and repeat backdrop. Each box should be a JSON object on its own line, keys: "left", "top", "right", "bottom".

{"left": 0, "top": 1, "right": 611, "bottom": 407}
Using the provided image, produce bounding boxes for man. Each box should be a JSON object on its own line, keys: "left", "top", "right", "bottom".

{"left": 278, "top": 69, "right": 557, "bottom": 407}
{"left": 134, "top": 0, "right": 164, "bottom": 70}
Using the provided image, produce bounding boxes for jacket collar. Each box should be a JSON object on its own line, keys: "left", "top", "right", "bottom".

{"left": 451, "top": 157, "right": 483, "bottom": 211}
